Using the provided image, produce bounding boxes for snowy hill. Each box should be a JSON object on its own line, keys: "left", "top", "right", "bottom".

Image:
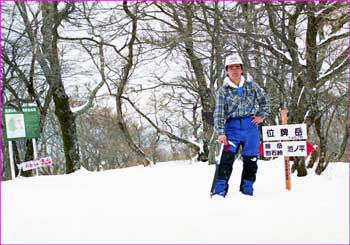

{"left": 1, "top": 158, "right": 349, "bottom": 244}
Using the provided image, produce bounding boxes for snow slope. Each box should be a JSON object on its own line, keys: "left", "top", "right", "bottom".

{"left": 1, "top": 158, "right": 349, "bottom": 244}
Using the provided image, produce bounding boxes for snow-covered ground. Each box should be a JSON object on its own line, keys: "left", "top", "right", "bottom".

{"left": 1, "top": 158, "right": 349, "bottom": 244}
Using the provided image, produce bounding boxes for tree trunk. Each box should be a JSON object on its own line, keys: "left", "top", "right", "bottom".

{"left": 305, "top": 3, "right": 327, "bottom": 175}
{"left": 183, "top": 5, "right": 213, "bottom": 161}
{"left": 40, "top": 3, "right": 80, "bottom": 173}
{"left": 291, "top": 157, "right": 308, "bottom": 177}
{"left": 53, "top": 88, "right": 80, "bottom": 173}
{"left": 315, "top": 117, "right": 327, "bottom": 175}
{"left": 307, "top": 148, "right": 319, "bottom": 168}
{"left": 336, "top": 124, "right": 348, "bottom": 161}
{"left": 13, "top": 142, "right": 21, "bottom": 177}
{"left": 23, "top": 140, "right": 35, "bottom": 177}
{"left": 116, "top": 2, "right": 150, "bottom": 167}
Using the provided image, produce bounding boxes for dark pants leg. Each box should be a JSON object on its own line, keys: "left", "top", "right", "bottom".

{"left": 239, "top": 117, "right": 259, "bottom": 196}
{"left": 213, "top": 150, "right": 235, "bottom": 196}
{"left": 218, "top": 150, "right": 235, "bottom": 180}
{"left": 240, "top": 155, "right": 258, "bottom": 195}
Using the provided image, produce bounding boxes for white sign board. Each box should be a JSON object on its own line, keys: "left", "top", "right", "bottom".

{"left": 17, "top": 157, "right": 53, "bottom": 171}
{"left": 5, "top": 113, "right": 26, "bottom": 138}
{"left": 262, "top": 141, "right": 307, "bottom": 157}
{"left": 262, "top": 124, "right": 307, "bottom": 141}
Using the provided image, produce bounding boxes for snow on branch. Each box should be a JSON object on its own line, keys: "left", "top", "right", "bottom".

{"left": 72, "top": 79, "right": 105, "bottom": 116}
{"left": 297, "top": 86, "right": 304, "bottom": 107}
{"left": 317, "top": 31, "right": 348, "bottom": 50}
{"left": 317, "top": 55, "right": 348, "bottom": 85}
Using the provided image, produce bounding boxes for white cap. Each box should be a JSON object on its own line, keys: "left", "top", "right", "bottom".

{"left": 225, "top": 54, "right": 243, "bottom": 66}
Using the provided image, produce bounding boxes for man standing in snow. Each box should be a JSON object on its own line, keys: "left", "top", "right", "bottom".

{"left": 212, "top": 53, "right": 270, "bottom": 197}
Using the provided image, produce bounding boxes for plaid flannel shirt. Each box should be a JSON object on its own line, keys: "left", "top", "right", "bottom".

{"left": 214, "top": 79, "right": 271, "bottom": 136}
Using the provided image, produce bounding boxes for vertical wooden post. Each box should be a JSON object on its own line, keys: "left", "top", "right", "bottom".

{"left": 33, "top": 138, "right": 39, "bottom": 176}
{"left": 8, "top": 141, "right": 16, "bottom": 180}
{"left": 281, "top": 109, "right": 291, "bottom": 190}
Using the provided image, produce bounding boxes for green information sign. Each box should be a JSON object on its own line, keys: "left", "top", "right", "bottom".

{"left": 3, "top": 105, "right": 40, "bottom": 141}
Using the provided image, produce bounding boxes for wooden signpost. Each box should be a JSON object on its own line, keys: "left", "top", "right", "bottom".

{"left": 281, "top": 110, "right": 291, "bottom": 190}
{"left": 259, "top": 110, "right": 315, "bottom": 190}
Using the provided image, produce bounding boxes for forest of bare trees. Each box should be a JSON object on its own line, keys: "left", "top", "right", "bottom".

{"left": 2, "top": 1, "right": 348, "bottom": 180}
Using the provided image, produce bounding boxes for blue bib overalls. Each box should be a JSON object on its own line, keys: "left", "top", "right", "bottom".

{"left": 224, "top": 116, "right": 259, "bottom": 155}
{"left": 213, "top": 116, "right": 259, "bottom": 196}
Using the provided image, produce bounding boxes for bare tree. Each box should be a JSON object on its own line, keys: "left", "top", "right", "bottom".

{"left": 2, "top": 2, "right": 106, "bottom": 174}
{"left": 219, "top": 2, "right": 348, "bottom": 175}
{"left": 12, "top": 2, "right": 80, "bottom": 173}
{"left": 54, "top": 2, "right": 152, "bottom": 166}
{"left": 141, "top": 2, "right": 221, "bottom": 162}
